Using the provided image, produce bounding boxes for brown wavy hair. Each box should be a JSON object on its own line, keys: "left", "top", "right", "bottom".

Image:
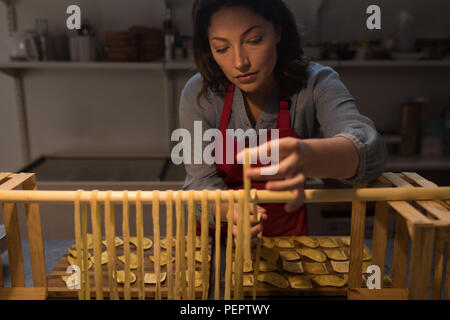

{"left": 192, "top": 0, "right": 310, "bottom": 103}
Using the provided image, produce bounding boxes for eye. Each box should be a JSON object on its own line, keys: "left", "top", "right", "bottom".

{"left": 248, "top": 37, "right": 262, "bottom": 45}
{"left": 215, "top": 47, "right": 229, "bottom": 54}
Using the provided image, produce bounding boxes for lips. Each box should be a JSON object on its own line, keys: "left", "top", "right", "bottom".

{"left": 236, "top": 71, "right": 258, "bottom": 84}
{"left": 236, "top": 72, "right": 258, "bottom": 79}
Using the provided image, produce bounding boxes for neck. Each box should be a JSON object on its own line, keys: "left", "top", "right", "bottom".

{"left": 243, "top": 77, "right": 277, "bottom": 110}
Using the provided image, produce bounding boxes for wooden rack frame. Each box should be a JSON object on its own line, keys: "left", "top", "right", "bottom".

{"left": 0, "top": 166, "right": 449, "bottom": 300}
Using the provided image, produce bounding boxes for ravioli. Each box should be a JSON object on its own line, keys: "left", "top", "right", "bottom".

{"left": 340, "top": 237, "right": 351, "bottom": 247}
{"left": 318, "top": 237, "right": 339, "bottom": 248}
{"left": 282, "top": 260, "right": 304, "bottom": 274}
{"left": 257, "top": 272, "right": 289, "bottom": 289}
{"left": 260, "top": 247, "right": 279, "bottom": 263}
{"left": 129, "top": 237, "right": 153, "bottom": 250}
{"left": 144, "top": 272, "right": 167, "bottom": 284}
{"left": 261, "top": 237, "right": 275, "bottom": 249}
{"left": 323, "top": 249, "right": 348, "bottom": 261}
{"left": 160, "top": 237, "right": 176, "bottom": 249}
{"left": 90, "top": 251, "right": 108, "bottom": 265}
{"left": 297, "top": 248, "right": 326, "bottom": 263}
{"left": 68, "top": 255, "right": 92, "bottom": 270}
{"left": 232, "top": 274, "right": 254, "bottom": 287}
{"left": 258, "top": 260, "right": 278, "bottom": 272}
{"left": 68, "top": 248, "right": 91, "bottom": 259}
{"left": 330, "top": 261, "right": 349, "bottom": 273}
{"left": 185, "top": 235, "right": 202, "bottom": 248}
{"left": 275, "top": 237, "right": 295, "bottom": 248}
{"left": 288, "top": 276, "right": 313, "bottom": 289}
{"left": 184, "top": 250, "right": 211, "bottom": 263}
{"left": 279, "top": 251, "right": 300, "bottom": 261}
{"left": 118, "top": 252, "right": 138, "bottom": 269}
{"left": 114, "top": 270, "right": 136, "bottom": 284}
{"left": 312, "top": 274, "right": 348, "bottom": 287}
{"left": 233, "top": 260, "right": 253, "bottom": 273}
{"left": 150, "top": 251, "right": 176, "bottom": 266}
{"left": 102, "top": 236, "right": 124, "bottom": 248}
{"left": 304, "top": 262, "right": 328, "bottom": 275}
{"left": 181, "top": 270, "right": 202, "bottom": 287}
{"left": 294, "top": 236, "right": 319, "bottom": 248}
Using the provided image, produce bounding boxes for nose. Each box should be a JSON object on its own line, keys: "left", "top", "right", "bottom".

{"left": 233, "top": 45, "right": 250, "bottom": 71}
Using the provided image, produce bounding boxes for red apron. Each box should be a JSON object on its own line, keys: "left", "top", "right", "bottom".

{"left": 197, "top": 83, "right": 307, "bottom": 237}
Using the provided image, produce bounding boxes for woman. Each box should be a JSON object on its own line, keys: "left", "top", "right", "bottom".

{"left": 179, "top": 0, "right": 387, "bottom": 243}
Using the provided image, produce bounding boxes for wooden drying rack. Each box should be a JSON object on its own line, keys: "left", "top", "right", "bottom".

{"left": 0, "top": 150, "right": 449, "bottom": 300}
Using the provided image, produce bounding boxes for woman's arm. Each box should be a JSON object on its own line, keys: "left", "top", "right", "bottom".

{"left": 300, "top": 136, "right": 359, "bottom": 180}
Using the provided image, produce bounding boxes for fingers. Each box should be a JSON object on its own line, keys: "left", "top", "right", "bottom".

{"left": 246, "top": 152, "right": 301, "bottom": 181}
{"left": 266, "top": 173, "right": 305, "bottom": 192}
{"left": 284, "top": 188, "right": 305, "bottom": 213}
{"left": 233, "top": 206, "right": 267, "bottom": 225}
{"left": 236, "top": 137, "right": 299, "bottom": 163}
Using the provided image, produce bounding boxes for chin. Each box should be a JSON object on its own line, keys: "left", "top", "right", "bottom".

{"left": 235, "top": 82, "right": 261, "bottom": 93}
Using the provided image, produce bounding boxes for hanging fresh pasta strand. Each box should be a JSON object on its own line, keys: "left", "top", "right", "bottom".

{"left": 122, "top": 190, "right": 131, "bottom": 300}
{"left": 187, "top": 190, "right": 195, "bottom": 299}
{"left": 179, "top": 191, "right": 187, "bottom": 300}
{"left": 201, "top": 190, "right": 209, "bottom": 300}
{"left": 214, "top": 190, "right": 222, "bottom": 300}
{"left": 152, "top": 190, "right": 161, "bottom": 300}
{"left": 74, "top": 190, "right": 84, "bottom": 300}
{"left": 166, "top": 190, "right": 174, "bottom": 300}
{"left": 104, "top": 190, "right": 118, "bottom": 300}
{"left": 234, "top": 190, "right": 245, "bottom": 300}
{"left": 136, "top": 190, "right": 145, "bottom": 300}
{"left": 251, "top": 189, "right": 262, "bottom": 300}
{"left": 81, "top": 200, "right": 90, "bottom": 300}
{"left": 224, "top": 190, "right": 234, "bottom": 300}
{"left": 174, "top": 191, "right": 182, "bottom": 299}
{"left": 243, "top": 149, "right": 252, "bottom": 262}
{"left": 90, "top": 190, "right": 103, "bottom": 300}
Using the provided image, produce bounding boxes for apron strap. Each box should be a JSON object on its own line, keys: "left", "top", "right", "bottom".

{"left": 276, "top": 88, "right": 291, "bottom": 130}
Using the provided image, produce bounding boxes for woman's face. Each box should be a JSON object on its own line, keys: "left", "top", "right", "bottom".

{"left": 208, "top": 6, "right": 281, "bottom": 94}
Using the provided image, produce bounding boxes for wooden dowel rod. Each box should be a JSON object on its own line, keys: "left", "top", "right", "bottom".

{"left": 214, "top": 190, "right": 221, "bottom": 300}
{"left": 201, "top": 190, "right": 209, "bottom": 300}
{"left": 90, "top": 190, "right": 103, "bottom": 300}
{"left": 74, "top": 190, "right": 83, "bottom": 300}
{"left": 122, "top": 191, "right": 131, "bottom": 300}
{"left": 166, "top": 190, "right": 174, "bottom": 300}
{"left": 1, "top": 187, "right": 448, "bottom": 204}
{"left": 152, "top": 190, "right": 161, "bottom": 300}
{"left": 224, "top": 191, "right": 234, "bottom": 300}
{"left": 136, "top": 190, "right": 145, "bottom": 300}
{"left": 174, "top": 191, "right": 183, "bottom": 300}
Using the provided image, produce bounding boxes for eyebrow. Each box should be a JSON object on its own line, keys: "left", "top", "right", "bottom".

{"left": 210, "top": 25, "right": 263, "bottom": 42}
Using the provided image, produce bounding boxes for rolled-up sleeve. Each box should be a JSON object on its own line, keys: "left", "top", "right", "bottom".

{"left": 178, "top": 75, "right": 228, "bottom": 227}
{"left": 312, "top": 66, "right": 388, "bottom": 184}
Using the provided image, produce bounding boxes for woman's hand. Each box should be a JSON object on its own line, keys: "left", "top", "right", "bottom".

{"left": 227, "top": 203, "right": 267, "bottom": 247}
{"left": 237, "top": 137, "right": 306, "bottom": 213}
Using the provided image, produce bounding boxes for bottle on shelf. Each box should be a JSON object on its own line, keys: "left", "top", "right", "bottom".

{"left": 163, "top": 5, "right": 175, "bottom": 62}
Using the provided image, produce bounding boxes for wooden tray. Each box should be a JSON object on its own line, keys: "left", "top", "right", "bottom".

{"left": 232, "top": 236, "right": 388, "bottom": 297}
{"left": 47, "top": 236, "right": 211, "bottom": 299}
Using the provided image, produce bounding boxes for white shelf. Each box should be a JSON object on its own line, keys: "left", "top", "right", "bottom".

{"left": 1, "top": 59, "right": 450, "bottom": 74}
